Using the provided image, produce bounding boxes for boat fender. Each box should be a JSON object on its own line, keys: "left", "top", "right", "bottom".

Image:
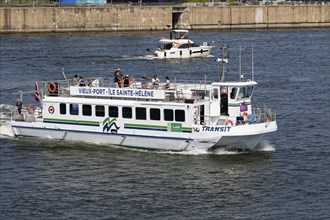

{"left": 203, "top": 42, "right": 207, "bottom": 46}
{"left": 27, "top": 105, "right": 34, "bottom": 114}
{"left": 48, "top": 82, "right": 57, "bottom": 93}
{"left": 225, "top": 120, "right": 234, "bottom": 126}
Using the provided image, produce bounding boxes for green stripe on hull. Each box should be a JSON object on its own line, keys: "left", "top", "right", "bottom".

{"left": 125, "top": 123, "right": 192, "bottom": 131}
{"left": 43, "top": 118, "right": 99, "bottom": 125}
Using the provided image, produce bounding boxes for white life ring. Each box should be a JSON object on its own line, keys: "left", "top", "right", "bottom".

{"left": 203, "top": 42, "right": 208, "bottom": 46}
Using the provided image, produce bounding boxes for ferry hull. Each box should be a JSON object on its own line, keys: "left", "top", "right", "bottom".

{"left": 11, "top": 124, "right": 215, "bottom": 151}
{"left": 11, "top": 121, "right": 277, "bottom": 151}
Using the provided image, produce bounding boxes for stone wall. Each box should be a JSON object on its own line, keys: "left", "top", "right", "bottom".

{"left": 0, "top": 5, "right": 329, "bottom": 33}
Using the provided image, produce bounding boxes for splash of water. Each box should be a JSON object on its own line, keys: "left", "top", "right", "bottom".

{"left": 255, "top": 140, "right": 276, "bottom": 152}
{"left": 0, "top": 104, "right": 15, "bottom": 137}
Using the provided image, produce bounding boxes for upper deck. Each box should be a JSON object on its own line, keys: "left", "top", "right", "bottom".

{"left": 41, "top": 76, "right": 258, "bottom": 105}
{"left": 42, "top": 76, "right": 215, "bottom": 104}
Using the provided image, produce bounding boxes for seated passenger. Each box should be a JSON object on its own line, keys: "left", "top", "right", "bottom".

{"left": 78, "top": 77, "right": 86, "bottom": 86}
{"left": 141, "top": 75, "right": 148, "bottom": 89}
{"left": 152, "top": 75, "right": 160, "bottom": 89}
{"left": 163, "top": 76, "right": 170, "bottom": 90}
{"left": 123, "top": 75, "right": 130, "bottom": 87}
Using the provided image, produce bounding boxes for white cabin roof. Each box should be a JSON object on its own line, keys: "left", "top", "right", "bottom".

{"left": 172, "top": 30, "right": 189, "bottom": 33}
{"left": 211, "top": 81, "right": 258, "bottom": 87}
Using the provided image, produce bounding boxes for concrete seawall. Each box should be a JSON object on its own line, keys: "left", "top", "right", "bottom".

{"left": 0, "top": 5, "right": 329, "bottom": 33}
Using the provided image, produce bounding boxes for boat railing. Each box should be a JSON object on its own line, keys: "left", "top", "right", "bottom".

{"left": 252, "top": 107, "right": 276, "bottom": 123}
{"left": 41, "top": 77, "right": 213, "bottom": 103}
{"left": 11, "top": 106, "right": 42, "bottom": 123}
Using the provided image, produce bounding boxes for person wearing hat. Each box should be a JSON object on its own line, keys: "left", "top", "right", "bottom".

{"left": 114, "top": 68, "right": 123, "bottom": 88}
{"left": 123, "top": 75, "right": 130, "bottom": 87}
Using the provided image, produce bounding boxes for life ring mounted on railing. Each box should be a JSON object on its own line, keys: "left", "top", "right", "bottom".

{"left": 48, "top": 82, "right": 57, "bottom": 93}
{"left": 225, "top": 120, "right": 234, "bottom": 126}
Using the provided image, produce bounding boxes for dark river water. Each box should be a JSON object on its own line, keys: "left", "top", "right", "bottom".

{"left": 0, "top": 29, "right": 329, "bottom": 219}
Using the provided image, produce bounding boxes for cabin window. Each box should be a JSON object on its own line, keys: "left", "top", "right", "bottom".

{"left": 165, "top": 44, "right": 172, "bottom": 50}
{"left": 230, "top": 88, "right": 237, "bottom": 99}
{"left": 212, "top": 88, "right": 219, "bottom": 100}
{"left": 175, "top": 110, "right": 185, "bottom": 122}
{"left": 82, "top": 105, "right": 92, "bottom": 116}
{"left": 122, "top": 107, "right": 132, "bottom": 119}
{"left": 109, "top": 106, "right": 118, "bottom": 118}
{"left": 95, "top": 105, "right": 105, "bottom": 117}
{"left": 136, "top": 107, "right": 146, "bottom": 120}
{"left": 178, "top": 44, "right": 189, "bottom": 49}
{"left": 150, "top": 108, "right": 160, "bottom": 121}
{"left": 60, "top": 103, "right": 66, "bottom": 115}
{"left": 164, "top": 109, "right": 174, "bottom": 121}
{"left": 237, "top": 86, "right": 254, "bottom": 99}
{"left": 70, "top": 104, "right": 79, "bottom": 115}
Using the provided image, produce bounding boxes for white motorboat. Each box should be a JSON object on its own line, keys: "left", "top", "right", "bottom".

{"left": 153, "top": 30, "right": 214, "bottom": 59}
{"left": 10, "top": 45, "right": 277, "bottom": 151}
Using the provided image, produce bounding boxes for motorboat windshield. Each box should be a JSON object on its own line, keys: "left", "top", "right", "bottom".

{"left": 170, "top": 30, "right": 189, "bottom": 40}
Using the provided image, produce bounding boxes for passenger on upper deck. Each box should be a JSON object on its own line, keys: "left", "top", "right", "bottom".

{"left": 73, "top": 74, "right": 79, "bottom": 86}
{"left": 123, "top": 75, "right": 130, "bottom": 87}
{"left": 114, "top": 68, "right": 123, "bottom": 88}
{"left": 141, "top": 75, "right": 148, "bottom": 89}
{"left": 163, "top": 76, "right": 170, "bottom": 90}
{"left": 152, "top": 75, "right": 160, "bottom": 89}
{"left": 78, "top": 76, "right": 86, "bottom": 86}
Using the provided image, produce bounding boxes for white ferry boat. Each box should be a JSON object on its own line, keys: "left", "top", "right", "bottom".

{"left": 152, "top": 30, "right": 214, "bottom": 59}
{"left": 10, "top": 47, "right": 277, "bottom": 151}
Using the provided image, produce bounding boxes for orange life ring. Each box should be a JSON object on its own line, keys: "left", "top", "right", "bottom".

{"left": 225, "top": 120, "right": 234, "bottom": 126}
{"left": 27, "top": 105, "right": 34, "bottom": 114}
{"left": 48, "top": 82, "right": 57, "bottom": 93}
{"left": 241, "top": 112, "right": 248, "bottom": 121}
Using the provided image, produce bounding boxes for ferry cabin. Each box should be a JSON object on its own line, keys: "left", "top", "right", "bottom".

{"left": 41, "top": 79, "right": 257, "bottom": 127}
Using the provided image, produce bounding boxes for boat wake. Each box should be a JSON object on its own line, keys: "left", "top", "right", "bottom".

{"left": 113, "top": 54, "right": 214, "bottom": 61}
{"left": 0, "top": 104, "right": 15, "bottom": 137}
{"left": 160, "top": 140, "right": 275, "bottom": 156}
{"left": 113, "top": 55, "right": 159, "bottom": 61}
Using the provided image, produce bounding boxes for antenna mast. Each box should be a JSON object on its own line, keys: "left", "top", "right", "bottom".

{"left": 252, "top": 44, "right": 254, "bottom": 81}
{"left": 239, "top": 44, "right": 242, "bottom": 81}
{"left": 219, "top": 43, "right": 229, "bottom": 82}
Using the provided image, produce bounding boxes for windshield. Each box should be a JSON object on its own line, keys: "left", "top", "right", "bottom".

{"left": 237, "top": 86, "right": 254, "bottom": 99}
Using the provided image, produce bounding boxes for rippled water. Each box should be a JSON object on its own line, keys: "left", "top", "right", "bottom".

{"left": 0, "top": 29, "right": 329, "bottom": 219}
